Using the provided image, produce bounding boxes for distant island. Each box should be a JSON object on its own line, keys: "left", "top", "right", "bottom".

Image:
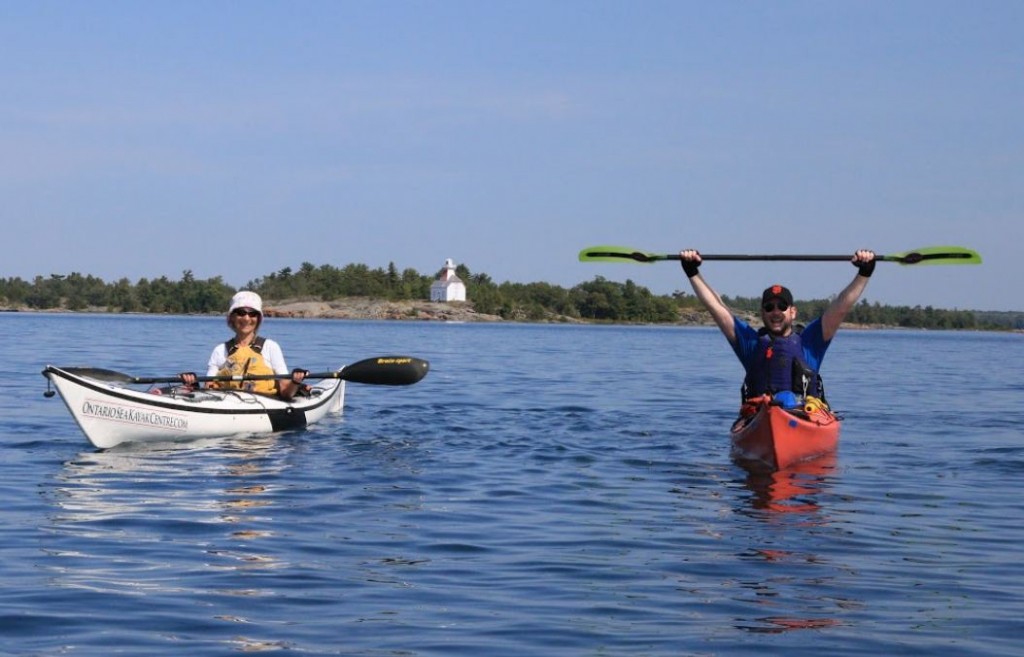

{"left": 2, "top": 261, "right": 1022, "bottom": 331}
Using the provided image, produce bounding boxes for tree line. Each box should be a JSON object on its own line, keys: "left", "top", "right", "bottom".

{"left": 1, "top": 262, "right": 1020, "bottom": 330}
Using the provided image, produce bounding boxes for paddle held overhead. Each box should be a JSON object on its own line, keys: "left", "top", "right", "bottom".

{"left": 578, "top": 245, "right": 982, "bottom": 266}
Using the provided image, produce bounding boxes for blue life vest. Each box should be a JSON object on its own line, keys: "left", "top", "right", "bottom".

{"left": 744, "top": 328, "right": 821, "bottom": 398}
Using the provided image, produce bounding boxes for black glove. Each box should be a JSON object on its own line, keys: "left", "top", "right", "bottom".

{"left": 855, "top": 254, "right": 876, "bottom": 278}
{"left": 290, "top": 368, "right": 310, "bottom": 384}
{"left": 681, "top": 254, "right": 701, "bottom": 279}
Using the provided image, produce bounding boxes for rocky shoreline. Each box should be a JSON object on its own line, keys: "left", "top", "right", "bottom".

{"left": 0, "top": 297, "right": 727, "bottom": 326}
{"left": 263, "top": 299, "right": 507, "bottom": 323}
{"left": 259, "top": 300, "right": 907, "bottom": 330}
{"left": 261, "top": 298, "right": 746, "bottom": 326}
{"left": 0, "top": 298, "right": 908, "bottom": 329}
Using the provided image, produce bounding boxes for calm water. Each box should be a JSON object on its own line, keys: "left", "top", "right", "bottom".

{"left": 1, "top": 314, "right": 1022, "bottom": 656}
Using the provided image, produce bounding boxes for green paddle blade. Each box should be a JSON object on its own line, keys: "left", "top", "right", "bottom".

{"left": 883, "top": 246, "right": 982, "bottom": 266}
{"left": 577, "top": 246, "right": 663, "bottom": 263}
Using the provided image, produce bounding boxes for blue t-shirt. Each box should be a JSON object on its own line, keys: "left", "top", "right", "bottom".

{"left": 730, "top": 315, "right": 831, "bottom": 384}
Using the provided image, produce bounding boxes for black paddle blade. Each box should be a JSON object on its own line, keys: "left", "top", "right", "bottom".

{"left": 339, "top": 356, "right": 430, "bottom": 386}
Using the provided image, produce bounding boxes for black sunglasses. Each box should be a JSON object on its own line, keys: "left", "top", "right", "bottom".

{"left": 232, "top": 308, "right": 260, "bottom": 317}
{"left": 762, "top": 301, "right": 789, "bottom": 312}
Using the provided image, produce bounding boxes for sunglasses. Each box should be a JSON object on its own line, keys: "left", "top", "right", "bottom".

{"left": 762, "top": 301, "right": 789, "bottom": 312}
{"left": 232, "top": 309, "right": 260, "bottom": 318}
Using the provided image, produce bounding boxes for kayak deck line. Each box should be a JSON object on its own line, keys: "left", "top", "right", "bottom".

{"left": 45, "top": 367, "right": 334, "bottom": 415}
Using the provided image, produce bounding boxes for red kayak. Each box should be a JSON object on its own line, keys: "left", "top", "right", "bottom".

{"left": 730, "top": 396, "right": 841, "bottom": 471}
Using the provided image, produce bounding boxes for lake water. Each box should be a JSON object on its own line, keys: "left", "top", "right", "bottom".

{"left": 2, "top": 313, "right": 1022, "bottom": 656}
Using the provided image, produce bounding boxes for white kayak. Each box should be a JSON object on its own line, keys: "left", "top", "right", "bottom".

{"left": 43, "top": 365, "right": 346, "bottom": 449}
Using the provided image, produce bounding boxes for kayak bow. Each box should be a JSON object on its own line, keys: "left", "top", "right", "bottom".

{"left": 730, "top": 398, "right": 841, "bottom": 471}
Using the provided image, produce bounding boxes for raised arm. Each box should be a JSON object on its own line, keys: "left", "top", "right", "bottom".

{"left": 821, "top": 250, "right": 876, "bottom": 341}
{"left": 680, "top": 249, "right": 737, "bottom": 344}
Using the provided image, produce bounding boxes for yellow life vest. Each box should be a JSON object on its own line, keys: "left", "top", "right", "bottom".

{"left": 209, "top": 337, "right": 278, "bottom": 395}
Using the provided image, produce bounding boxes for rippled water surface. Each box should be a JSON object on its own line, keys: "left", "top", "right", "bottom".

{"left": 2, "top": 314, "right": 1022, "bottom": 656}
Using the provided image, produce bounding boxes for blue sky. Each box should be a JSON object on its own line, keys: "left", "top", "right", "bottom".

{"left": 2, "top": 1, "right": 1021, "bottom": 311}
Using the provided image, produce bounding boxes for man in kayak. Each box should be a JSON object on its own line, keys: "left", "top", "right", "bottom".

{"left": 179, "top": 290, "right": 309, "bottom": 400}
{"left": 678, "top": 249, "right": 876, "bottom": 403}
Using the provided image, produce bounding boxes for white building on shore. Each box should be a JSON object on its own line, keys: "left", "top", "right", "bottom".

{"left": 430, "top": 258, "right": 467, "bottom": 302}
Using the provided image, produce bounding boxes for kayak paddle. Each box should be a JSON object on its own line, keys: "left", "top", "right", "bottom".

{"left": 578, "top": 245, "right": 982, "bottom": 266}
{"left": 53, "top": 355, "right": 430, "bottom": 387}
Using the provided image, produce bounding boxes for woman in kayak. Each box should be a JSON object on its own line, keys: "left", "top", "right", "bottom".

{"left": 678, "top": 249, "right": 876, "bottom": 402}
{"left": 179, "top": 291, "right": 308, "bottom": 400}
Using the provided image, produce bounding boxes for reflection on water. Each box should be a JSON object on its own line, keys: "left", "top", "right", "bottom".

{"left": 731, "top": 453, "right": 851, "bottom": 634}
{"left": 742, "top": 452, "right": 838, "bottom": 517}
{"left": 44, "top": 434, "right": 292, "bottom": 647}
{"left": 742, "top": 616, "right": 843, "bottom": 633}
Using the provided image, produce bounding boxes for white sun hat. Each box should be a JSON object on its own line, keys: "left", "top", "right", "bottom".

{"left": 228, "top": 290, "right": 263, "bottom": 314}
